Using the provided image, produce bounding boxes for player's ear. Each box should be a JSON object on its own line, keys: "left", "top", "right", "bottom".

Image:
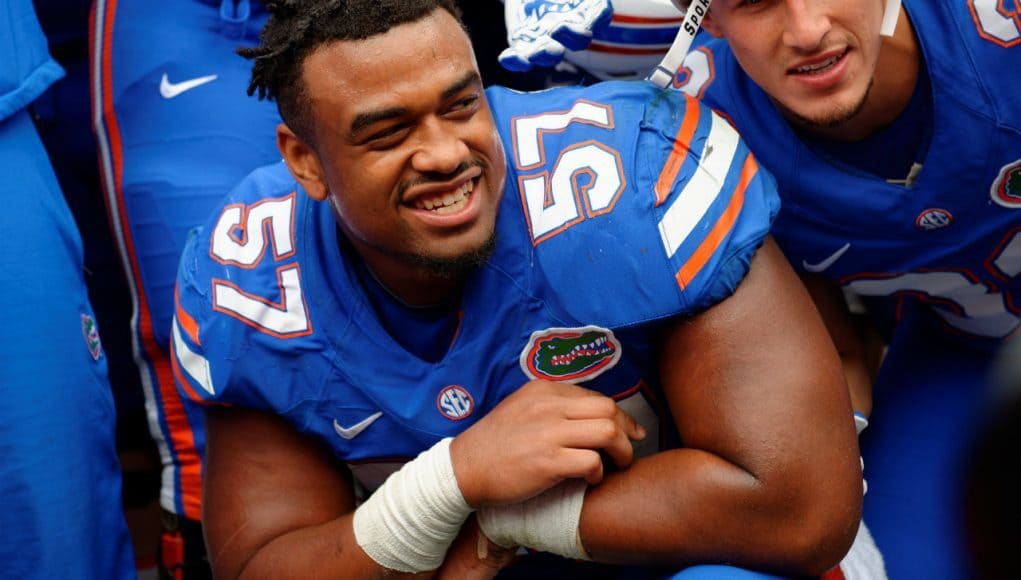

{"left": 278, "top": 123, "right": 329, "bottom": 202}
{"left": 701, "top": 11, "right": 724, "bottom": 38}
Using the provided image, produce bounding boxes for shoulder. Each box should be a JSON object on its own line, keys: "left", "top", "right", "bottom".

{"left": 915, "top": 0, "right": 1021, "bottom": 121}
{"left": 173, "top": 161, "right": 337, "bottom": 409}
{"left": 489, "top": 81, "right": 780, "bottom": 327}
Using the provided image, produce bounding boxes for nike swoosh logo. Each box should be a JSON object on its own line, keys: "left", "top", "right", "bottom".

{"left": 159, "top": 73, "right": 218, "bottom": 99}
{"left": 802, "top": 243, "right": 851, "bottom": 273}
{"left": 333, "top": 411, "right": 383, "bottom": 440}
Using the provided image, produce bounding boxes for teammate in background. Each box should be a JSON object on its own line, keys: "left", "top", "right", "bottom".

{"left": 91, "top": 1, "right": 282, "bottom": 576}
{"left": 173, "top": 1, "right": 862, "bottom": 577}
{"left": 0, "top": 0, "right": 134, "bottom": 576}
{"left": 672, "top": 2, "right": 1021, "bottom": 578}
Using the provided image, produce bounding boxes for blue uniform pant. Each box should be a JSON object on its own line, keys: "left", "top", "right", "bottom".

{"left": 0, "top": 108, "right": 134, "bottom": 578}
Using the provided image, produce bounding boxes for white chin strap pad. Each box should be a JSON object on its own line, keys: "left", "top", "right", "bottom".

{"left": 650, "top": 0, "right": 713, "bottom": 88}
{"left": 881, "top": 0, "right": 901, "bottom": 37}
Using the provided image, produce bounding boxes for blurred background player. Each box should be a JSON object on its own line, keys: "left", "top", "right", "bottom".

{"left": 0, "top": 0, "right": 134, "bottom": 576}
{"left": 91, "top": 1, "right": 282, "bottom": 576}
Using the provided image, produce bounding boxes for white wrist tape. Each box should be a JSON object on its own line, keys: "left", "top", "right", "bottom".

{"left": 353, "top": 438, "right": 472, "bottom": 572}
{"left": 853, "top": 412, "right": 869, "bottom": 496}
{"left": 853, "top": 412, "right": 869, "bottom": 436}
{"left": 477, "top": 479, "right": 590, "bottom": 561}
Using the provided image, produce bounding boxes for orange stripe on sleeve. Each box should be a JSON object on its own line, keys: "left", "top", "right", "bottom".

{"left": 654, "top": 96, "right": 701, "bottom": 206}
{"left": 175, "top": 288, "right": 201, "bottom": 345}
{"left": 675, "top": 156, "right": 758, "bottom": 290}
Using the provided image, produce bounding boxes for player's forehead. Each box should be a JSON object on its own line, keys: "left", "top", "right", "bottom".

{"left": 300, "top": 9, "right": 478, "bottom": 122}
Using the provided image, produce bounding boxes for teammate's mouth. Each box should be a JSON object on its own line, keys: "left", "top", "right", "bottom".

{"left": 411, "top": 179, "right": 475, "bottom": 215}
{"left": 788, "top": 49, "right": 847, "bottom": 76}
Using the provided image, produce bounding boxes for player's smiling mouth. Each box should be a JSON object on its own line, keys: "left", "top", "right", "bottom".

{"left": 789, "top": 49, "right": 847, "bottom": 76}
{"left": 411, "top": 178, "right": 475, "bottom": 214}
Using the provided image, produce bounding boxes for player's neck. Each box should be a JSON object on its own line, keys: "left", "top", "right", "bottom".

{"left": 798, "top": 8, "right": 921, "bottom": 143}
{"left": 358, "top": 254, "right": 466, "bottom": 308}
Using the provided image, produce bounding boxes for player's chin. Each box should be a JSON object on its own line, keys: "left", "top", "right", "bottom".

{"left": 408, "top": 229, "right": 498, "bottom": 277}
{"left": 784, "top": 90, "right": 868, "bottom": 130}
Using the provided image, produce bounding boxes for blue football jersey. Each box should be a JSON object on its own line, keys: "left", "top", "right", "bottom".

{"left": 688, "top": 0, "right": 1021, "bottom": 345}
{"left": 172, "top": 81, "right": 779, "bottom": 491}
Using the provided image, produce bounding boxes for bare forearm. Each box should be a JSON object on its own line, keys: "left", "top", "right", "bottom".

{"left": 231, "top": 515, "right": 419, "bottom": 580}
{"left": 575, "top": 243, "right": 862, "bottom": 575}
{"left": 578, "top": 447, "right": 861, "bottom": 576}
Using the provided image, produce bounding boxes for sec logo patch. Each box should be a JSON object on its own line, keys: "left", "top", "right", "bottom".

{"left": 437, "top": 385, "right": 474, "bottom": 421}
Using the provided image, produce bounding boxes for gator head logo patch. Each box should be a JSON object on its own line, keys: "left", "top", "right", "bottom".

{"left": 81, "top": 312, "right": 103, "bottom": 361}
{"left": 519, "top": 326, "right": 622, "bottom": 384}
{"left": 991, "top": 160, "right": 1021, "bottom": 208}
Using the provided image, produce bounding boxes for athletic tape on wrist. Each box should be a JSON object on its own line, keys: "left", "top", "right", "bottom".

{"left": 853, "top": 412, "right": 869, "bottom": 496}
{"left": 853, "top": 412, "right": 869, "bottom": 436}
{"left": 353, "top": 437, "right": 472, "bottom": 572}
{"left": 477, "top": 479, "right": 590, "bottom": 561}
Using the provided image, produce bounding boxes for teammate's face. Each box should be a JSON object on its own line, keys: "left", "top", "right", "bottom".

{"left": 703, "top": 0, "right": 886, "bottom": 129}
{"left": 284, "top": 9, "right": 505, "bottom": 301}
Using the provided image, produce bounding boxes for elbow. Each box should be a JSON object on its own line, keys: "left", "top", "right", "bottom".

{"left": 784, "top": 509, "right": 861, "bottom": 576}
{"left": 772, "top": 479, "right": 862, "bottom": 576}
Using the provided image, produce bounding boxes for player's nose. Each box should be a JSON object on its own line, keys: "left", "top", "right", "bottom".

{"left": 782, "top": 0, "right": 831, "bottom": 51}
{"left": 410, "top": 116, "right": 470, "bottom": 175}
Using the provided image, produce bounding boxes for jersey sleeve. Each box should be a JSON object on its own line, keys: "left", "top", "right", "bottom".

{"left": 170, "top": 163, "right": 330, "bottom": 414}
{"left": 171, "top": 224, "right": 242, "bottom": 408}
{"left": 490, "top": 82, "right": 780, "bottom": 329}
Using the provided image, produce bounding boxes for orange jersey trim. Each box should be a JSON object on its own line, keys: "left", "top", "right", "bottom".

{"left": 654, "top": 96, "right": 701, "bottom": 206}
{"left": 675, "top": 156, "right": 757, "bottom": 290}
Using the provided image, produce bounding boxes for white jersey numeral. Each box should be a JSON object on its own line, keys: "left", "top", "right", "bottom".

{"left": 512, "top": 101, "right": 625, "bottom": 244}
{"left": 672, "top": 46, "right": 715, "bottom": 99}
{"left": 209, "top": 194, "right": 311, "bottom": 337}
{"left": 969, "top": 0, "right": 1021, "bottom": 46}
{"left": 846, "top": 231, "right": 1021, "bottom": 338}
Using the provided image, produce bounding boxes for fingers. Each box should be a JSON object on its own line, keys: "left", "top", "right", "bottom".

{"left": 553, "top": 416, "right": 636, "bottom": 471}
{"left": 559, "top": 393, "right": 647, "bottom": 440}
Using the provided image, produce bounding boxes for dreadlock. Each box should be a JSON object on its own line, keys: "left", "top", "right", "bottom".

{"left": 239, "top": 0, "right": 463, "bottom": 143}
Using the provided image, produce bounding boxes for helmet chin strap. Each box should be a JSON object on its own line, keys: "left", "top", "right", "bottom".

{"left": 651, "top": 0, "right": 902, "bottom": 89}
{"left": 881, "top": 0, "right": 902, "bottom": 37}
{"left": 649, "top": 0, "right": 712, "bottom": 88}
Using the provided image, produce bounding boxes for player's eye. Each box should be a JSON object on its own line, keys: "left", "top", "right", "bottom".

{"left": 366, "top": 124, "right": 410, "bottom": 147}
{"left": 447, "top": 94, "right": 480, "bottom": 115}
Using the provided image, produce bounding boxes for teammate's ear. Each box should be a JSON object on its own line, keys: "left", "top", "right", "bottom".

{"left": 701, "top": 12, "right": 724, "bottom": 39}
{"left": 277, "top": 123, "right": 329, "bottom": 201}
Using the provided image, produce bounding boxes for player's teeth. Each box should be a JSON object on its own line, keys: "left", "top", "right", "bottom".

{"left": 414, "top": 180, "right": 474, "bottom": 212}
{"left": 797, "top": 56, "right": 838, "bottom": 74}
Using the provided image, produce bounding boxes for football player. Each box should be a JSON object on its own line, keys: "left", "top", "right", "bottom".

{"left": 91, "top": 0, "right": 282, "bottom": 576}
{"left": 172, "top": 1, "right": 863, "bottom": 578}
{"left": 664, "top": 0, "right": 1021, "bottom": 578}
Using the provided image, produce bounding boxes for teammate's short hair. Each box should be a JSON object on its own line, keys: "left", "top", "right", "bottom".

{"left": 240, "top": 0, "right": 463, "bottom": 143}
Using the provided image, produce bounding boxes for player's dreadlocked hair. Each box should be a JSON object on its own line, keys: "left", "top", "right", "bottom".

{"left": 239, "top": 0, "right": 463, "bottom": 143}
